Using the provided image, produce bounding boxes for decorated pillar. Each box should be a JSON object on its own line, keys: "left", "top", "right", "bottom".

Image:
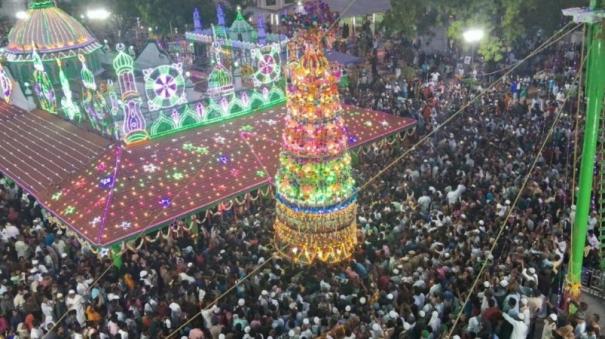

{"left": 56, "top": 59, "right": 81, "bottom": 121}
{"left": 79, "top": 54, "right": 110, "bottom": 133}
{"left": 274, "top": 32, "right": 357, "bottom": 264}
{"left": 31, "top": 47, "right": 56, "bottom": 113}
{"left": 193, "top": 8, "right": 203, "bottom": 33}
{"left": 113, "top": 44, "right": 149, "bottom": 144}
{"left": 563, "top": 1, "right": 605, "bottom": 300}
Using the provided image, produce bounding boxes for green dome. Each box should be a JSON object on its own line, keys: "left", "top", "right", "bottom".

{"left": 208, "top": 63, "right": 233, "bottom": 95}
{"left": 112, "top": 45, "right": 134, "bottom": 74}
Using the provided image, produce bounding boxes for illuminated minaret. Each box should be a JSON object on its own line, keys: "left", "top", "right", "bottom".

{"left": 112, "top": 43, "right": 149, "bottom": 144}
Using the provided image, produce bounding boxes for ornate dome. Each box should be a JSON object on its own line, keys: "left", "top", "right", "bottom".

{"left": 228, "top": 8, "right": 257, "bottom": 42}
{"left": 4, "top": 0, "right": 101, "bottom": 61}
{"left": 112, "top": 45, "right": 134, "bottom": 74}
{"left": 207, "top": 62, "right": 234, "bottom": 96}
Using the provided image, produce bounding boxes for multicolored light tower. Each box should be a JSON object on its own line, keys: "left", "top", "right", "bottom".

{"left": 274, "top": 32, "right": 357, "bottom": 264}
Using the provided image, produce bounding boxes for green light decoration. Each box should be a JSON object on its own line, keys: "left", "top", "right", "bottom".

{"left": 56, "top": 59, "right": 81, "bottom": 121}
{"left": 148, "top": 84, "right": 285, "bottom": 138}
{"left": 240, "top": 124, "right": 254, "bottom": 132}
{"left": 172, "top": 171, "right": 184, "bottom": 180}
{"left": 64, "top": 205, "right": 76, "bottom": 215}
{"left": 143, "top": 63, "right": 187, "bottom": 111}
{"left": 256, "top": 170, "right": 266, "bottom": 177}
{"left": 79, "top": 54, "right": 111, "bottom": 134}
{"left": 274, "top": 33, "right": 357, "bottom": 265}
{"left": 31, "top": 46, "right": 57, "bottom": 113}
{"left": 51, "top": 191, "right": 62, "bottom": 200}
{"left": 182, "top": 142, "right": 209, "bottom": 155}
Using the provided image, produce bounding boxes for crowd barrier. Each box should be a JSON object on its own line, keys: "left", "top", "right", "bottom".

{"left": 581, "top": 268, "right": 605, "bottom": 299}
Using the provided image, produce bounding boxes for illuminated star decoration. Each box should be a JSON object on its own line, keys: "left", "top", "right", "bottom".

{"left": 240, "top": 124, "right": 255, "bottom": 132}
{"left": 348, "top": 135, "right": 359, "bottom": 145}
{"left": 51, "top": 191, "right": 63, "bottom": 201}
{"left": 214, "top": 136, "right": 226, "bottom": 144}
{"left": 90, "top": 216, "right": 102, "bottom": 226}
{"left": 64, "top": 206, "right": 76, "bottom": 215}
{"left": 159, "top": 197, "right": 172, "bottom": 208}
{"left": 264, "top": 119, "right": 277, "bottom": 126}
{"left": 172, "top": 171, "right": 184, "bottom": 180}
{"left": 119, "top": 221, "right": 132, "bottom": 230}
{"left": 380, "top": 120, "right": 390, "bottom": 127}
{"left": 256, "top": 170, "right": 266, "bottom": 177}
{"left": 230, "top": 168, "right": 240, "bottom": 177}
{"left": 217, "top": 154, "right": 230, "bottom": 165}
{"left": 99, "top": 176, "right": 115, "bottom": 189}
{"left": 143, "top": 163, "right": 159, "bottom": 173}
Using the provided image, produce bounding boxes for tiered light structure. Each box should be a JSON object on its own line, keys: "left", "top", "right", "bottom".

{"left": 274, "top": 33, "right": 357, "bottom": 264}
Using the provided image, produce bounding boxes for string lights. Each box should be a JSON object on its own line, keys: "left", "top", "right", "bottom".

{"left": 274, "top": 31, "right": 358, "bottom": 264}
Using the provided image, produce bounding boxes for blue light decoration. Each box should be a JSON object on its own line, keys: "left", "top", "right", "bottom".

{"left": 257, "top": 15, "right": 266, "bottom": 45}
{"left": 159, "top": 196, "right": 172, "bottom": 208}
{"left": 217, "top": 154, "right": 230, "bottom": 165}
{"left": 99, "top": 175, "right": 115, "bottom": 189}
{"left": 193, "top": 8, "right": 203, "bottom": 33}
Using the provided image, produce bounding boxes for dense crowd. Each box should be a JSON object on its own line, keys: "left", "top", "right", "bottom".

{"left": 0, "top": 15, "right": 603, "bottom": 339}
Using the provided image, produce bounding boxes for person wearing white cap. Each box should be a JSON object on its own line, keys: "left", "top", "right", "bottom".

{"left": 65, "top": 289, "right": 86, "bottom": 326}
{"left": 522, "top": 267, "right": 538, "bottom": 285}
{"left": 541, "top": 313, "right": 558, "bottom": 339}
{"left": 502, "top": 311, "right": 529, "bottom": 339}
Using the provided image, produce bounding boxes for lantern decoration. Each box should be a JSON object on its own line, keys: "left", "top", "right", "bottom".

{"left": 274, "top": 31, "right": 357, "bottom": 264}
{"left": 31, "top": 46, "right": 56, "bottom": 113}
{"left": 57, "top": 59, "right": 81, "bottom": 121}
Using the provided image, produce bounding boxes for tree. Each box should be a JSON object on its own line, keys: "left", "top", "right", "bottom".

{"left": 383, "top": 0, "right": 586, "bottom": 61}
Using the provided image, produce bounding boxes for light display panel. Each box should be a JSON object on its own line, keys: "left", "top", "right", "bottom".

{"left": 143, "top": 63, "right": 187, "bottom": 111}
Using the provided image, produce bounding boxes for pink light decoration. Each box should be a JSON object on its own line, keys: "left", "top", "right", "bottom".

{"left": 220, "top": 97, "right": 229, "bottom": 115}
{"left": 196, "top": 102, "right": 206, "bottom": 119}
{"left": 240, "top": 92, "right": 250, "bottom": 107}
{"left": 171, "top": 109, "right": 180, "bottom": 124}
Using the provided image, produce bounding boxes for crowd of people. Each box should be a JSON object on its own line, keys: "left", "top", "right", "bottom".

{"left": 0, "top": 11, "right": 603, "bottom": 339}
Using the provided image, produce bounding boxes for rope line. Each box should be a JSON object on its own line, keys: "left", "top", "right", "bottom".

{"left": 446, "top": 41, "right": 587, "bottom": 337}
{"left": 356, "top": 21, "right": 582, "bottom": 193}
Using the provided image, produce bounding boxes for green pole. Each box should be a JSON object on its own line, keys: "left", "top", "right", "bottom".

{"left": 566, "top": 0, "right": 605, "bottom": 300}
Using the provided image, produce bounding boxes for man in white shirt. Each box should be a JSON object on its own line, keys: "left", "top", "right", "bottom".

{"left": 502, "top": 312, "right": 529, "bottom": 339}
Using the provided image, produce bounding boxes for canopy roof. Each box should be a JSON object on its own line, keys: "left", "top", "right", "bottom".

{"left": 0, "top": 103, "right": 415, "bottom": 247}
{"left": 4, "top": 0, "right": 101, "bottom": 62}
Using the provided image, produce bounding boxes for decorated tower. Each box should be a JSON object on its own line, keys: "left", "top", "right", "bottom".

{"left": 193, "top": 8, "right": 203, "bottom": 33}
{"left": 256, "top": 15, "right": 267, "bottom": 45}
{"left": 57, "top": 59, "right": 81, "bottom": 121}
{"left": 214, "top": 3, "right": 227, "bottom": 38}
{"left": 31, "top": 47, "right": 56, "bottom": 113}
{"left": 274, "top": 32, "right": 357, "bottom": 264}
{"left": 113, "top": 44, "right": 149, "bottom": 144}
